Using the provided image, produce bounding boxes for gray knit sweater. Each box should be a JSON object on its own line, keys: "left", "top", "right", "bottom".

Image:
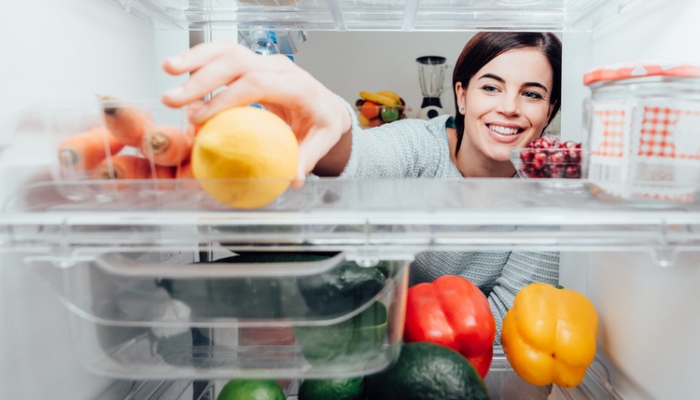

{"left": 338, "top": 112, "right": 560, "bottom": 344}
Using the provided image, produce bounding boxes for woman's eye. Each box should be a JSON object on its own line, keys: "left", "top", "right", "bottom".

{"left": 482, "top": 85, "right": 499, "bottom": 93}
{"left": 524, "top": 91, "right": 543, "bottom": 99}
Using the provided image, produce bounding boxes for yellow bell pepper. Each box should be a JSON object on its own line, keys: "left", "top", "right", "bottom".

{"left": 501, "top": 283, "right": 598, "bottom": 388}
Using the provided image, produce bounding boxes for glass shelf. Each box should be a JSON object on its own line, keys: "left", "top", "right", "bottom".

{"left": 2, "top": 179, "right": 700, "bottom": 266}
{"left": 106, "top": 0, "right": 647, "bottom": 32}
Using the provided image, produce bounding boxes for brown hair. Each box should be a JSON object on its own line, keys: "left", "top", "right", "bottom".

{"left": 452, "top": 32, "right": 562, "bottom": 155}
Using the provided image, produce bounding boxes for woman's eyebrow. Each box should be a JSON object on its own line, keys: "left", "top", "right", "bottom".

{"left": 478, "top": 73, "right": 505, "bottom": 83}
{"left": 523, "top": 81, "right": 549, "bottom": 93}
{"left": 478, "top": 73, "right": 549, "bottom": 93}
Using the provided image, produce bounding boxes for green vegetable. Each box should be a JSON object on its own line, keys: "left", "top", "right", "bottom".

{"left": 298, "top": 377, "right": 364, "bottom": 400}
{"left": 364, "top": 342, "right": 489, "bottom": 400}
{"left": 294, "top": 301, "right": 387, "bottom": 367}
{"left": 297, "top": 261, "right": 386, "bottom": 316}
{"left": 158, "top": 252, "right": 343, "bottom": 319}
{"left": 217, "top": 379, "right": 285, "bottom": 400}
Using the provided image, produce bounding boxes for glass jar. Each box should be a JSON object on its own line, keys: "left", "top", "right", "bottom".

{"left": 583, "top": 63, "right": 700, "bottom": 202}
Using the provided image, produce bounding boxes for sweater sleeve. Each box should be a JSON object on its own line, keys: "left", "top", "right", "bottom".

{"left": 488, "top": 250, "right": 560, "bottom": 345}
{"left": 336, "top": 97, "right": 451, "bottom": 179}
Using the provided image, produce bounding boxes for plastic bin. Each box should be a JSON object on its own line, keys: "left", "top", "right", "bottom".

{"left": 30, "top": 250, "right": 408, "bottom": 379}
{"left": 45, "top": 99, "right": 192, "bottom": 202}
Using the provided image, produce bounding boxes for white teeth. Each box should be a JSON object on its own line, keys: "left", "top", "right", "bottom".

{"left": 488, "top": 124, "right": 519, "bottom": 135}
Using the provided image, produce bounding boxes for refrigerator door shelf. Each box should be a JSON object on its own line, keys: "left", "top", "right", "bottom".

{"left": 109, "top": 0, "right": 647, "bottom": 32}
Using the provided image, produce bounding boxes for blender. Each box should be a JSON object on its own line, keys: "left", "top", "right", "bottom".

{"left": 416, "top": 56, "right": 448, "bottom": 120}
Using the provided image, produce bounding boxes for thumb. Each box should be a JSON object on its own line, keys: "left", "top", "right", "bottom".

{"left": 290, "top": 163, "right": 306, "bottom": 189}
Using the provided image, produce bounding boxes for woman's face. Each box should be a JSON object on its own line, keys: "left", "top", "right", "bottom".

{"left": 456, "top": 47, "right": 555, "bottom": 164}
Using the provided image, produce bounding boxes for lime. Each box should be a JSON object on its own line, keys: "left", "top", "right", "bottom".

{"left": 298, "top": 377, "right": 364, "bottom": 400}
{"left": 217, "top": 379, "right": 286, "bottom": 400}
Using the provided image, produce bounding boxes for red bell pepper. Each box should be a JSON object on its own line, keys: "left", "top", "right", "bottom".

{"left": 403, "top": 275, "right": 496, "bottom": 378}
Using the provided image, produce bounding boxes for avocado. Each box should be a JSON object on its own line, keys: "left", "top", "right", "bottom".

{"left": 364, "top": 342, "right": 489, "bottom": 400}
{"left": 297, "top": 261, "right": 386, "bottom": 316}
{"left": 298, "top": 377, "right": 364, "bottom": 400}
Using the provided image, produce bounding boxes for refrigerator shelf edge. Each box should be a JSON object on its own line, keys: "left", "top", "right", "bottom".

{"left": 3, "top": 179, "right": 700, "bottom": 256}
{"left": 110, "top": 0, "right": 651, "bottom": 32}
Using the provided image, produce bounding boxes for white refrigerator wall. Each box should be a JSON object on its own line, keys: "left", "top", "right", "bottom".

{"left": 559, "top": 0, "right": 700, "bottom": 399}
{"left": 2, "top": 0, "right": 699, "bottom": 399}
{"left": 294, "top": 32, "right": 474, "bottom": 119}
{"left": 0, "top": 0, "right": 156, "bottom": 399}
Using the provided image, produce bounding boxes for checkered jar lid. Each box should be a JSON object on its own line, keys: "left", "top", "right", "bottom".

{"left": 584, "top": 63, "right": 700, "bottom": 86}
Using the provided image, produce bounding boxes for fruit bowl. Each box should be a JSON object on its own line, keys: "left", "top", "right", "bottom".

{"left": 354, "top": 90, "right": 409, "bottom": 128}
{"left": 354, "top": 104, "right": 410, "bottom": 128}
{"left": 511, "top": 136, "right": 582, "bottom": 179}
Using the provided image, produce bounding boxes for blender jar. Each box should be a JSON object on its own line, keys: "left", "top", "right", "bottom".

{"left": 583, "top": 63, "right": 700, "bottom": 202}
{"left": 416, "top": 56, "right": 447, "bottom": 119}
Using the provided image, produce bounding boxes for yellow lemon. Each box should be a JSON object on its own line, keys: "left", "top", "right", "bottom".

{"left": 191, "top": 106, "right": 298, "bottom": 209}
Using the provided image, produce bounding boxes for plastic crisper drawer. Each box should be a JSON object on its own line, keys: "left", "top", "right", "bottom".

{"left": 109, "top": 0, "right": 645, "bottom": 32}
{"left": 31, "top": 249, "right": 408, "bottom": 379}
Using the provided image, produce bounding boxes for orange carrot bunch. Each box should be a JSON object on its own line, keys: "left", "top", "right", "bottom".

{"left": 56, "top": 95, "right": 201, "bottom": 192}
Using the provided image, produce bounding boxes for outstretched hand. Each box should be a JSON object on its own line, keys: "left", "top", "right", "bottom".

{"left": 161, "top": 40, "right": 352, "bottom": 183}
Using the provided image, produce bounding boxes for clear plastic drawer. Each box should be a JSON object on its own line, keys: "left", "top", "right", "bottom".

{"left": 31, "top": 250, "right": 409, "bottom": 379}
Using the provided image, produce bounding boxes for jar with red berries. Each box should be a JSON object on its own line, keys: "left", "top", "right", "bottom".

{"left": 514, "top": 136, "right": 582, "bottom": 179}
{"left": 583, "top": 62, "right": 700, "bottom": 202}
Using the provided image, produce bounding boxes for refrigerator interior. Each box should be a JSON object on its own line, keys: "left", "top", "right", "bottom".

{"left": 2, "top": 0, "right": 700, "bottom": 399}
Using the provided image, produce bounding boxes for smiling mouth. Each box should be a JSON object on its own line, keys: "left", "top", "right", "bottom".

{"left": 487, "top": 124, "right": 524, "bottom": 136}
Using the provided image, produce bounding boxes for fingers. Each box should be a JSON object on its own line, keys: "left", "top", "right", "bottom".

{"left": 162, "top": 41, "right": 260, "bottom": 108}
{"left": 164, "top": 57, "right": 252, "bottom": 108}
{"left": 186, "top": 78, "right": 260, "bottom": 125}
{"left": 161, "top": 40, "right": 240, "bottom": 76}
{"left": 187, "top": 65, "right": 300, "bottom": 125}
{"left": 186, "top": 101, "right": 206, "bottom": 122}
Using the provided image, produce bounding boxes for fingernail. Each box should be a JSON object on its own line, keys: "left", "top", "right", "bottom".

{"left": 164, "top": 86, "right": 183, "bottom": 98}
{"left": 166, "top": 56, "right": 183, "bottom": 67}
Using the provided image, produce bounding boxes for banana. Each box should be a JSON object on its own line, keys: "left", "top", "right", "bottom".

{"left": 357, "top": 113, "right": 371, "bottom": 128}
{"left": 375, "top": 90, "right": 401, "bottom": 104}
{"left": 359, "top": 91, "right": 399, "bottom": 107}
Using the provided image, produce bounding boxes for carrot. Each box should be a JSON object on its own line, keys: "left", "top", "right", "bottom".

{"left": 58, "top": 126, "right": 124, "bottom": 171}
{"left": 148, "top": 164, "right": 176, "bottom": 180}
{"left": 100, "top": 95, "right": 154, "bottom": 147}
{"left": 148, "top": 164, "right": 177, "bottom": 190}
{"left": 176, "top": 161, "right": 195, "bottom": 179}
{"left": 140, "top": 125, "right": 193, "bottom": 166}
{"left": 92, "top": 155, "right": 150, "bottom": 180}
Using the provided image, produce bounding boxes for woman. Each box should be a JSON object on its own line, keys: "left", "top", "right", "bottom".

{"left": 162, "top": 32, "right": 561, "bottom": 341}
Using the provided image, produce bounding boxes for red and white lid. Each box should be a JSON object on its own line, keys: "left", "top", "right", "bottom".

{"left": 583, "top": 62, "right": 700, "bottom": 86}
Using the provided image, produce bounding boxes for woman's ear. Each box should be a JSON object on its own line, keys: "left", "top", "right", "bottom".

{"left": 455, "top": 82, "right": 466, "bottom": 113}
{"left": 546, "top": 100, "right": 557, "bottom": 122}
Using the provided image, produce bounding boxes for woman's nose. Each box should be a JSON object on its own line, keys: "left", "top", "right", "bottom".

{"left": 497, "top": 94, "right": 520, "bottom": 116}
